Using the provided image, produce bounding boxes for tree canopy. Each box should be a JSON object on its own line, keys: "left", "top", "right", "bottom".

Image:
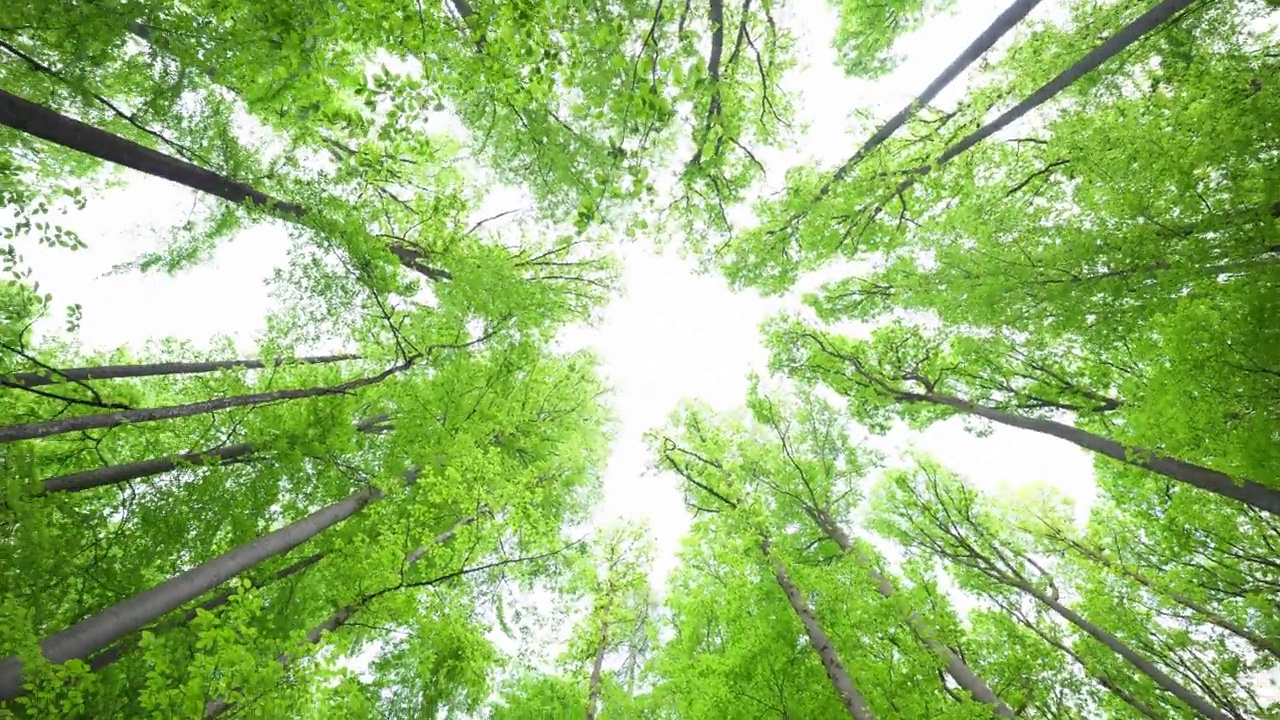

{"left": 1, "top": 0, "right": 1275, "bottom": 717}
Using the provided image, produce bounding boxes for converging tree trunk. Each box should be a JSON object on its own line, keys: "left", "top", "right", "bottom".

{"left": 0, "top": 90, "right": 447, "bottom": 281}
{"left": 917, "top": 390, "right": 1280, "bottom": 516}
{"left": 203, "top": 514, "right": 482, "bottom": 719}
{"left": 1002, "top": 600, "right": 1165, "bottom": 720}
{"left": 763, "top": 540, "right": 879, "bottom": 720}
{"left": 872, "top": 0, "right": 1198, "bottom": 203}
{"left": 86, "top": 552, "right": 326, "bottom": 673}
{"left": 38, "top": 413, "right": 397, "bottom": 495}
{"left": 1018, "top": 582, "right": 1233, "bottom": 720}
{"left": 0, "top": 487, "right": 380, "bottom": 700}
{"left": 0, "top": 362, "right": 407, "bottom": 443}
{"left": 809, "top": 509, "right": 1016, "bottom": 717}
{"left": 2, "top": 353, "right": 357, "bottom": 390}
{"left": 1045, "top": 531, "right": 1280, "bottom": 660}
{"left": 39, "top": 443, "right": 257, "bottom": 494}
{"left": 585, "top": 594, "right": 613, "bottom": 720}
{"left": 821, "top": 0, "right": 1045, "bottom": 193}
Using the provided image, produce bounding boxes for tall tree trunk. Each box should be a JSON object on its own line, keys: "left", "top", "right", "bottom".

{"left": 763, "top": 540, "right": 879, "bottom": 720}
{"left": 1051, "top": 533, "right": 1280, "bottom": 660}
{"left": 0, "top": 488, "right": 379, "bottom": 700}
{"left": 820, "top": 0, "right": 1044, "bottom": 193}
{"left": 0, "top": 90, "right": 447, "bottom": 281}
{"left": 39, "top": 413, "right": 395, "bottom": 495}
{"left": 203, "top": 514, "right": 478, "bottom": 719}
{"left": 585, "top": 595, "right": 613, "bottom": 720}
{"left": 86, "top": 552, "right": 325, "bottom": 672}
{"left": 915, "top": 391, "right": 1280, "bottom": 516}
{"left": 934, "top": 0, "right": 1195, "bottom": 166}
{"left": 3, "top": 353, "right": 357, "bottom": 390}
{"left": 1017, "top": 581, "right": 1232, "bottom": 720}
{"left": 1003, "top": 600, "right": 1165, "bottom": 720}
{"left": 39, "top": 443, "right": 257, "bottom": 494}
{"left": 810, "top": 510, "right": 1016, "bottom": 717}
{"left": 0, "top": 362, "right": 407, "bottom": 443}
{"left": 875, "top": 0, "right": 1197, "bottom": 203}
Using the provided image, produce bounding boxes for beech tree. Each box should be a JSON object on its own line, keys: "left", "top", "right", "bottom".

{"left": 2, "top": 0, "right": 1277, "bottom": 717}
{"left": 870, "top": 461, "right": 1271, "bottom": 720}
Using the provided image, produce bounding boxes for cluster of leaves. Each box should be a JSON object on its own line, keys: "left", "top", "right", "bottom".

{"left": 488, "top": 1, "right": 1276, "bottom": 718}
{"left": 2, "top": 0, "right": 1277, "bottom": 717}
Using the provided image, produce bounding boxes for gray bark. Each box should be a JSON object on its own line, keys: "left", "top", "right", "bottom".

{"left": 203, "top": 513, "right": 475, "bottom": 718}
{"left": 86, "top": 552, "right": 325, "bottom": 672}
{"left": 0, "top": 363, "right": 405, "bottom": 443}
{"left": 812, "top": 510, "right": 1016, "bottom": 717}
{"left": 1025, "top": 584, "right": 1232, "bottom": 720}
{"left": 40, "top": 443, "right": 257, "bottom": 494}
{"left": 918, "top": 391, "right": 1280, "bottom": 516}
{"left": 764, "top": 541, "right": 879, "bottom": 720}
{"left": 0, "top": 90, "right": 448, "bottom": 282}
{"left": 0, "top": 488, "right": 378, "bottom": 700}
{"left": 3, "top": 354, "right": 356, "bottom": 389}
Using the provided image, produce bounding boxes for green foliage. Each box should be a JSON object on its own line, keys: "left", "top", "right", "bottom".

{"left": 2, "top": 0, "right": 1277, "bottom": 718}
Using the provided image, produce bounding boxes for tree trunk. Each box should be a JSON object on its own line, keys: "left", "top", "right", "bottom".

{"left": 763, "top": 540, "right": 879, "bottom": 720}
{"left": 1005, "top": 601, "right": 1165, "bottom": 720}
{"left": 0, "top": 488, "right": 379, "bottom": 700}
{"left": 821, "top": 0, "right": 1044, "bottom": 192}
{"left": 203, "top": 514, "right": 477, "bottom": 719}
{"left": 0, "top": 89, "right": 307, "bottom": 217}
{"left": 1054, "top": 534, "right": 1280, "bottom": 660}
{"left": 869, "top": 0, "right": 1197, "bottom": 203}
{"left": 39, "top": 413, "right": 395, "bottom": 495}
{"left": 39, "top": 443, "right": 257, "bottom": 494}
{"left": 0, "top": 362, "right": 406, "bottom": 443}
{"left": 917, "top": 391, "right": 1280, "bottom": 516}
{"left": 2, "top": 353, "right": 357, "bottom": 390}
{"left": 0, "top": 90, "right": 448, "bottom": 281}
{"left": 935, "top": 0, "right": 1196, "bottom": 166}
{"left": 811, "top": 510, "right": 1016, "bottom": 717}
{"left": 1022, "top": 583, "right": 1232, "bottom": 720}
{"left": 86, "top": 552, "right": 325, "bottom": 672}
{"left": 585, "top": 596, "right": 613, "bottom": 720}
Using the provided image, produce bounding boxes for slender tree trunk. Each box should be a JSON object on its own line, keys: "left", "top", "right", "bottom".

{"left": 0, "top": 90, "right": 447, "bottom": 281}
{"left": 763, "top": 540, "right": 879, "bottom": 720}
{"left": 811, "top": 510, "right": 1016, "bottom": 717}
{"left": 86, "top": 552, "right": 325, "bottom": 672}
{"left": 203, "top": 514, "right": 477, "bottom": 719}
{"left": 874, "top": 0, "right": 1197, "bottom": 203}
{"left": 39, "top": 443, "right": 257, "bottom": 494}
{"left": 1006, "top": 602, "right": 1165, "bottom": 720}
{"left": 585, "top": 596, "right": 613, "bottom": 720}
{"left": 1055, "top": 535, "right": 1280, "bottom": 660}
{"left": 0, "top": 89, "right": 307, "bottom": 216}
{"left": 1018, "top": 582, "right": 1232, "bottom": 720}
{"left": 915, "top": 391, "right": 1280, "bottom": 516}
{"left": 0, "top": 488, "right": 379, "bottom": 701}
{"left": 2, "top": 354, "right": 356, "bottom": 390}
{"left": 39, "top": 413, "right": 395, "bottom": 495}
{"left": 0, "top": 362, "right": 406, "bottom": 443}
{"left": 820, "top": 0, "right": 1044, "bottom": 193}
